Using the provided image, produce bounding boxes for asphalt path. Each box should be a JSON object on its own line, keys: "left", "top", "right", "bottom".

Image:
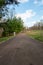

{"left": 0, "top": 33, "right": 43, "bottom": 65}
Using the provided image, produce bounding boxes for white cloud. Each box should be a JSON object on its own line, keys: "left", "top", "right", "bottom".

{"left": 34, "top": 0, "right": 43, "bottom": 5}
{"left": 41, "top": 16, "right": 43, "bottom": 19}
{"left": 16, "top": 10, "right": 36, "bottom": 21}
{"left": 28, "top": 21, "right": 37, "bottom": 27}
{"left": 18, "top": 0, "right": 29, "bottom": 3}
{"left": 15, "top": 10, "right": 36, "bottom": 27}
{"left": 34, "top": 0, "right": 38, "bottom": 4}
{"left": 24, "top": 21, "right": 37, "bottom": 27}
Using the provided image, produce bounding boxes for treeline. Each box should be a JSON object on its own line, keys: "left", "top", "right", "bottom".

{"left": 0, "top": 17, "right": 24, "bottom": 37}
{"left": 29, "top": 20, "right": 43, "bottom": 30}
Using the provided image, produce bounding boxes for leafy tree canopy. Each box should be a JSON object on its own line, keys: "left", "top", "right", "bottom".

{"left": 0, "top": 17, "right": 24, "bottom": 36}
{"left": 0, "top": 0, "right": 19, "bottom": 7}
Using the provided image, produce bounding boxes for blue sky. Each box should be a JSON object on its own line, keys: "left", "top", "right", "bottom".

{"left": 15, "top": 0, "right": 43, "bottom": 27}
{"left": 3, "top": 0, "right": 43, "bottom": 27}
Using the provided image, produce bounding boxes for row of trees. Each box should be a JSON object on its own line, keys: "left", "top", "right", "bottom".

{"left": 29, "top": 20, "right": 43, "bottom": 30}
{"left": 0, "top": 17, "right": 24, "bottom": 36}
{"left": 0, "top": 0, "right": 24, "bottom": 37}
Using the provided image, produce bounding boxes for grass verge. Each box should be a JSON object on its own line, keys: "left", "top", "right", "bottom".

{"left": 26, "top": 30, "right": 43, "bottom": 42}
{"left": 0, "top": 36, "right": 14, "bottom": 44}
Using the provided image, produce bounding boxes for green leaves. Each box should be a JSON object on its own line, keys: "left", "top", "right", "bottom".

{"left": 0, "top": 0, "right": 5, "bottom": 7}
{"left": 0, "top": 17, "right": 24, "bottom": 36}
{"left": 0, "top": 0, "right": 19, "bottom": 7}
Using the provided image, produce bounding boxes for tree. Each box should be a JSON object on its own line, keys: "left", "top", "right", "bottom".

{"left": 0, "top": 17, "right": 24, "bottom": 36}
{"left": 0, "top": 0, "right": 19, "bottom": 7}
{"left": 14, "top": 18, "right": 24, "bottom": 33}
{"left": 0, "top": 0, "right": 19, "bottom": 19}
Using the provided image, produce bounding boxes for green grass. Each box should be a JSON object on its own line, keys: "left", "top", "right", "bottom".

{"left": 0, "top": 36, "right": 14, "bottom": 44}
{"left": 26, "top": 30, "right": 43, "bottom": 42}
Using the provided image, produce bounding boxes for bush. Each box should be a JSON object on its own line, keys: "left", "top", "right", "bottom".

{"left": 0, "top": 17, "right": 24, "bottom": 36}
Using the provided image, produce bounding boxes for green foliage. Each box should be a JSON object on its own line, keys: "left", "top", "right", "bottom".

{"left": 0, "top": 17, "right": 24, "bottom": 36}
{"left": 13, "top": 18, "right": 23, "bottom": 33}
{"left": 0, "top": 0, "right": 19, "bottom": 7}
{"left": 0, "top": 37, "right": 9, "bottom": 42}
{"left": 0, "top": 0, "right": 5, "bottom": 7}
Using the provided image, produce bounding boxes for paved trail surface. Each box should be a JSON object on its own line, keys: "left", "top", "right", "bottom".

{"left": 0, "top": 33, "right": 43, "bottom": 65}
